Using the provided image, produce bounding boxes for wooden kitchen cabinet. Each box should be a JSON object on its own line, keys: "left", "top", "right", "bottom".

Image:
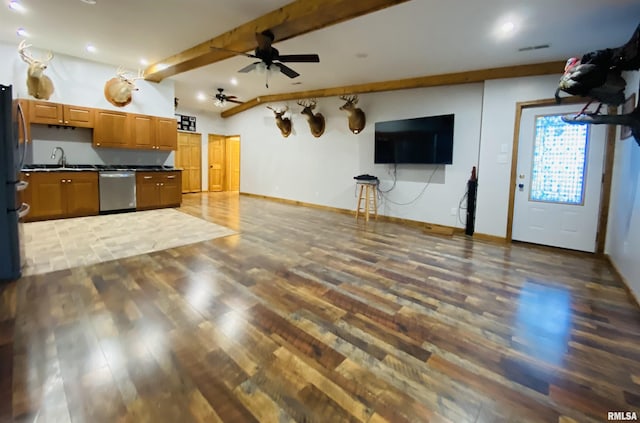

{"left": 131, "top": 115, "right": 177, "bottom": 151}
{"left": 93, "top": 109, "right": 131, "bottom": 148}
{"left": 23, "top": 171, "right": 99, "bottom": 221}
{"left": 136, "top": 171, "right": 182, "bottom": 210}
{"left": 131, "top": 114, "right": 155, "bottom": 149}
{"left": 155, "top": 117, "right": 178, "bottom": 150}
{"left": 29, "top": 100, "right": 94, "bottom": 128}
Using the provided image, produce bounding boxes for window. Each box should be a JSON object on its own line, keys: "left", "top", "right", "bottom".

{"left": 529, "top": 115, "right": 589, "bottom": 205}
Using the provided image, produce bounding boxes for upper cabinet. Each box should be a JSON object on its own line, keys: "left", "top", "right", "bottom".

{"left": 24, "top": 99, "right": 176, "bottom": 151}
{"left": 131, "top": 115, "right": 177, "bottom": 151}
{"left": 29, "top": 100, "right": 94, "bottom": 128}
{"left": 93, "top": 109, "right": 131, "bottom": 149}
{"left": 131, "top": 114, "right": 156, "bottom": 149}
{"left": 156, "top": 117, "right": 178, "bottom": 151}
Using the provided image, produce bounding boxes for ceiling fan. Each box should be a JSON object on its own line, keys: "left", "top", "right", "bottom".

{"left": 213, "top": 88, "right": 243, "bottom": 107}
{"left": 213, "top": 29, "right": 320, "bottom": 86}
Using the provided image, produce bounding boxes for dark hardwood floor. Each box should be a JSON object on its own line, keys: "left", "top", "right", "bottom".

{"left": 1, "top": 192, "right": 639, "bottom": 422}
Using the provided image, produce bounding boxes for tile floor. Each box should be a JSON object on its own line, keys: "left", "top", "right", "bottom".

{"left": 22, "top": 208, "right": 237, "bottom": 276}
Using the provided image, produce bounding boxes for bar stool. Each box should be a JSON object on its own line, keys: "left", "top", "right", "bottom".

{"left": 355, "top": 181, "right": 378, "bottom": 221}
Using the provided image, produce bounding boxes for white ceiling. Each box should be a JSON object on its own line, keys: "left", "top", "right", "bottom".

{"left": 1, "top": 0, "right": 639, "bottom": 115}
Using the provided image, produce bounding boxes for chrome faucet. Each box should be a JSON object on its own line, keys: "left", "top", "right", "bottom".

{"left": 51, "top": 146, "right": 67, "bottom": 167}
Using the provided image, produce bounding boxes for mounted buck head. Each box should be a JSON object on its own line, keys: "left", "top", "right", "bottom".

{"left": 267, "top": 105, "right": 292, "bottom": 137}
{"left": 339, "top": 95, "right": 366, "bottom": 134}
{"left": 18, "top": 40, "right": 54, "bottom": 100}
{"left": 104, "top": 67, "right": 144, "bottom": 107}
{"left": 297, "top": 99, "right": 325, "bottom": 138}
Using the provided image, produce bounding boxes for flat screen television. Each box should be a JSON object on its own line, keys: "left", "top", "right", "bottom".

{"left": 374, "top": 114, "right": 454, "bottom": 164}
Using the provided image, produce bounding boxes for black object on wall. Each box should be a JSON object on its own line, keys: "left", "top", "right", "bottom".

{"left": 465, "top": 166, "right": 477, "bottom": 236}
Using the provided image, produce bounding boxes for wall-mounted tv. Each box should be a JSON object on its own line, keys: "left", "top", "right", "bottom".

{"left": 374, "top": 114, "right": 455, "bottom": 164}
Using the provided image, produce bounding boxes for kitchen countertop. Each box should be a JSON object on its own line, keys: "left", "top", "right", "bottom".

{"left": 22, "top": 165, "right": 182, "bottom": 172}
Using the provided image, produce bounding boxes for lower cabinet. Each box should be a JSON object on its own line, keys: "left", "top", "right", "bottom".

{"left": 136, "top": 171, "right": 182, "bottom": 210}
{"left": 22, "top": 171, "right": 99, "bottom": 221}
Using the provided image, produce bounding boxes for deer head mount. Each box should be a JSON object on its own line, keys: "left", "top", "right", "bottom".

{"left": 104, "top": 67, "right": 144, "bottom": 107}
{"left": 18, "top": 40, "right": 54, "bottom": 100}
{"left": 297, "top": 99, "right": 325, "bottom": 138}
{"left": 267, "top": 105, "right": 292, "bottom": 138}
{"left": 339, "top": 95, "right": 366, "bottom": 134}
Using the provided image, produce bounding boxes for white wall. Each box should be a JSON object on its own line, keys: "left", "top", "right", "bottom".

{"left": 0, "top": 41, "right": 176, "bottom": 166}
{"left": 476, "top": 75, "right": 563, "bottom": 237}
{"left": 225, "top": 84, "right": 484, "bottom": 228}
{"left": 606, "top": 70, "right": 640, "bottom": 299}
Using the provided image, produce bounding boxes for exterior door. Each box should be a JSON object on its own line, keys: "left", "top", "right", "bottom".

{"left": 512, "top": 104, "right": 606, "bottom": 252}
{"left": 208, "top": 134, "right": 225, "bottom": 192}
{"left": 225, "top": 136, "right": 240, "bottom": 192}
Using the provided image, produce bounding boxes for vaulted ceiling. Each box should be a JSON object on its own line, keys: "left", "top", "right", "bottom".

{"left": 1, "top": 0, "right": 639, "bottom": 114}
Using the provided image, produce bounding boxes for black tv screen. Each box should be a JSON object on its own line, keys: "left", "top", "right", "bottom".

{"left": 374, "top": 114, "right": 454, "bottom": 164}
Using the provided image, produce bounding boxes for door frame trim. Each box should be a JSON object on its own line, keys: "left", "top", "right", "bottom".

{"left": 505, "top": 97, "right": 616, "bottom": 253}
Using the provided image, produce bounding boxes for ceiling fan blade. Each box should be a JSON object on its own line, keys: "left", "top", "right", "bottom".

{"left": 277, "top": 63, "right": 300, "bottom": 78}
{"left": 277, "top": 54, "right": 320, "bottom": 63}
{"left": 238, "top": 62, "right": 260, "bottom": 73}
{"left": 226, "top": 95, "right": 238, "bottom": 100}
{"left": 211, "top": 46, "right": 258, "bottom": 59}
{"left": 227, "top": 99, "right": 244, "bottom": 104}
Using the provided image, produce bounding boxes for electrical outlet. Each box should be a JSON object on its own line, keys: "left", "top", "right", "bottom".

{"left": 450, "top": 207, "right": 457, "bottom": 216}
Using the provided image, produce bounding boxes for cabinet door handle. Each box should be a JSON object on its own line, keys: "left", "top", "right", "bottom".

{"left": 144, "top": 176, "right": 153, "bottom": 179}
{"left": 166, "top": 176, "right": 175, "bottom": 179}
{"left": 96, "top": 142, "right": 101, "bottom": 146}
{"left": 68, "top": 179, "right": 72, "bottom": 183}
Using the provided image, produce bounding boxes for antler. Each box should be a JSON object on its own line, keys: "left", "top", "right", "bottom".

{"left": 116, "top": 67, "right": 145, "bottom": 81}
{"left": 340, "top": 94, "right": 358, "bottom": 104}
{"left": 18, "top": 41, "right": 53, "bottom": 65}
{"left": 297, "top": 99, "right": 316, "bottom": 109}
{"left": 18, "top": 40, "right": 35, "bottom": 64}
{"left": 268, "top": 105, "right": 289, "bottom": 115}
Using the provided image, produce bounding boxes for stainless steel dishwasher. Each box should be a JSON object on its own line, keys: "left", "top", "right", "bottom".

{"left": 99, "top": 171, "right": 136, "bottom": 212}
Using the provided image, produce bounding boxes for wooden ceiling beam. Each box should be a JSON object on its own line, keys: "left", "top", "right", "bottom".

{"left": 144, "top": 0, "right": 410, "bottom": 82}
{"left": 221, "top": 61, "right": 566, "bottom": 118}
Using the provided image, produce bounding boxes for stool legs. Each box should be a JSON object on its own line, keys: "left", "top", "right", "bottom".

{"left": 355, "top": 184, "right": 377, "bottom": 221}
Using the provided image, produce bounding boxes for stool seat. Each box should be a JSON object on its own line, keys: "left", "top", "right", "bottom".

{"left": 355, "top": 182, "right": 378, "bottom": 221}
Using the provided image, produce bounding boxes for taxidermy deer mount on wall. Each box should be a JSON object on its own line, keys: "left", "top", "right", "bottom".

{"left": 104, "top": 67, "right": 144, "bottom": 107}
{"left": 18, "top": 40, "right": 54, "bottom": 100}
{"left": 557, "top": 23, "right": 640, "bottom": 146}
{"left": 267, "top": 105, "right": 292, "bottom": 137}
{"left": 297, "top": 99, "right": 325, "bottom": 138}
{"left": 339, "top": 95, "right": 366, "bottom": 134}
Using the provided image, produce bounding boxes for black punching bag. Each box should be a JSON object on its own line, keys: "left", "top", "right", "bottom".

{"left": 465, "top": 166, "right": 477, "bottom": 236}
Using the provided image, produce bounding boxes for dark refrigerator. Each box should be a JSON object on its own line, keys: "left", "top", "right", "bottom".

{"left": 1, "top": 85, "right": 30, "bottom": 281}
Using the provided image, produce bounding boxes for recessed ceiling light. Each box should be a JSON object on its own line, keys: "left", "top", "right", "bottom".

{"left": 501, "top": 21, "right": 515, "bottom": 33}
{"left": 8, "top": 1, "right": 26, "bottom": 12}
{"left": 230, "top": 77, "right": 238, "bottom": 86}
{"left": 16, "top": 27, "right": 28, "bottom": 37}
{"left": 197, "top": 92, "right": 207, "bottom": 102}
{"left": 80, "top": 0, "right": 97, "bottom": 4}
{"left": 86, "top": 44, "right": 97, "bottom": 53}
{"left": 139, "top": 58, "right": 148, "bottom": 66}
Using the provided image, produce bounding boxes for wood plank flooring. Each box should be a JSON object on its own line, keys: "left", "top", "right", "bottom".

{"left": 1, "top": 192, "right": 639, "bottom": 422}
